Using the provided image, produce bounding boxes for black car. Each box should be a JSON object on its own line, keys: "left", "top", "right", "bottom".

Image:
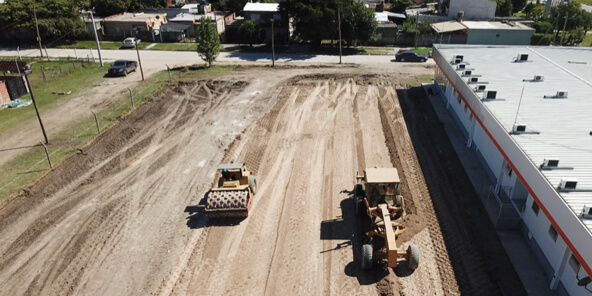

{"left": 108, "top": 60, "right": 138, "bottom": 76}
{"left": 395, "top": 51, "right": 428, "bottom": 62}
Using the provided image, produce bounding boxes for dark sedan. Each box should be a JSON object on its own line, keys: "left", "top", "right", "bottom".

{"left": 108, "top": 60, "right": 138, "bottom": 77}
{"left": 395, "top": 51, "right": 428, "bottom": 62}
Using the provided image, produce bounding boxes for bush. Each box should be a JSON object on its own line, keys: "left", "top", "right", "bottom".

{"left": 531, "top": 33, "right": 553, "bottom": 45}
{"left": 532, "top": 21, "right": 553, "bottom": 34}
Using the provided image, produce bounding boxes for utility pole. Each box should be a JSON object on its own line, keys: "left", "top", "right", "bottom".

{"left": 338, "top": 8, "right": 342, "bottom": 64}
{"left": 270, "top": 18, "right": 275, "bottom": 67}
{"left": 414, "top": 13, "right": 419, "bottom": 49}
{"left": 560, "top": 12, "right": 568, "bottom": 46}
{"left": 135, "top": 39, "right": 145, "bottom": 81}
{"left": 89, "top": 10, "right": 104, "bottom": 67}
{"left": 33, "top": 4, "right": 43, "bottom": 58}
{"left": 23, "top": 65, "right": 49, "bottom": 144}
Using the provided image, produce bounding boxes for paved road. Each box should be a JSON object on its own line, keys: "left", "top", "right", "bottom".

{"left": 0, "top": 47, "right": 428, "bottom": 70}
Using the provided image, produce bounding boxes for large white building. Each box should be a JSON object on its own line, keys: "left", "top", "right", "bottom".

{"left": 431, "top": 44, "right": 592, "bottom": 296}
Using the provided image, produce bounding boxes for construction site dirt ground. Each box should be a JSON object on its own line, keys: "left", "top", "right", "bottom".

{"left": 0, "top": 65, "right": 527, "bottom": 296}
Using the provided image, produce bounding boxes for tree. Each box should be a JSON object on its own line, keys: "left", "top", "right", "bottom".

{"left": 496, "top": 0, "right": 513, "bottom": 17}
{"left": 280, "top": 0, "right": 377, "bottom": 47}
{"left": 533, "top": 21, "right": 553, "bottom": 33}
{"left": 196, "top": 18, "right": 220, "bottom": 67}
{"left": 525, "top": 5, "right": 545, "bottom": 20}
{"left": 0, "top": 0, "right": 88, "bottom": 42}
{"left": 215, "top": 0, "right": 276, "bottom": 15}
{"left": 511, "top": 0, "right": 527, "bottom": 13}
{"left": 550, "top": 2, "right": 583, "bottom": 32}
{"left": 341, "top": 0, "right": 377, "bottom": 46}
{"left": 89, "top": 0, "right": 130, "bottom": 15}
{"left": 88, "top": 0, "right": 168, "bottom": 16}
{"left": 388, "top": 0, "right": 413, "bottom": 14}
{"left": 239, "top": 19, "right": 260, "bottom": 47}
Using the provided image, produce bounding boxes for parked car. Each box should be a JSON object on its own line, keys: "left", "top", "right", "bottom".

{"left": 108, "top": 60, "right": 138, "bottom": 77}
{"left": 395, "top": 51, "right": 428, "bottom": 62}
{"left": 122, "top": 37, "right": 141, "bottom": 48}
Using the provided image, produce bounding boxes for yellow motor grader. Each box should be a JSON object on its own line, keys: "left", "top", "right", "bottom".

{"left": 355, "top": 167, "right": 420, "bottom": 270}
{"left": 205, "top": 162, "right": 257, "bottom": 218}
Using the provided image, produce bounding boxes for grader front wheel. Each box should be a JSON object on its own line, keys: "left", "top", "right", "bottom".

{"left": 407, "top": 244, "right": 420, "bottom": 270}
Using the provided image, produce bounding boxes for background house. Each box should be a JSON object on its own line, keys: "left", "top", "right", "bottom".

{"left": 463, "top": 21, "right": 534, "bottom": 45}
{"left": 168, "top": 11, "right": 229, "bottom": 41}
{"left": 439, "top": 0, "right": 497, "bottom": 20}
{"left": 430, "top": 20, "right": 469, "bottom": 44}
{"left": 373, "top": 12, "right": 398, "bottom": 46}
{"left": 103, "top": 12, "right": 167, "bottom": 41}
{"left": 0, "top": 61, "right": 28, "bottom": 105}
{"left": 242, "top": 3, "right": 289, "bottom": 44}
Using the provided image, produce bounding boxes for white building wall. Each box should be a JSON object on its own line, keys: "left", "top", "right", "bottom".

{"left": 432, "top": 45, "right": 592, "bottom": 295}
{"left": 448, "top": 0, "right": 496, "bottom": 20}
{"left": 472, "top": 125, "right": 504, "bottom": 182}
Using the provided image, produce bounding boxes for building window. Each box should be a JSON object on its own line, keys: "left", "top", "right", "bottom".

{"left": 464, "top": 104, "right": 468, "bottom": 113}
{"left": 569, "top": 254, "right": 581, "bottom": 273}
{"left": 496, "top": 34, "right": 500, "bottom": 37}
{"left": 549, "top": 225, "right": 558, "bottom": 242}
{"left": 531, "top": 200, "right": 540, "bottom": 215}
{"left": 457, "top": 96, "right": 461, "bottom": 104}
{"left": 469, "top": 113, "right": 474, "bottom": 122}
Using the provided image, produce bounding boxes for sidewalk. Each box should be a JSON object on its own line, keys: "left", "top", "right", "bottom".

{"left": 421, "top": 83, "right": 556, "bottom": 296}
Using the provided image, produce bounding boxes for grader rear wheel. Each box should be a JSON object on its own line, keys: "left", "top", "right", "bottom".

{"left": 361, "top": 244, "right": 373, "bottom": 270}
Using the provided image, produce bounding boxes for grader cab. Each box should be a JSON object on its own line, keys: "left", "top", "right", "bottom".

{"left": 355, "top": 167, "right": 420, "bottom": 270}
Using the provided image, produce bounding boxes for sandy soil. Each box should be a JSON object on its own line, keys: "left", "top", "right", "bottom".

{"left": 0, "top": 64, "right": 525, "bottom": 296}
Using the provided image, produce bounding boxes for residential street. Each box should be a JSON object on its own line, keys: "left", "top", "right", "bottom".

{"left": 0, "top": 47, "right": 428, "bottom": 71}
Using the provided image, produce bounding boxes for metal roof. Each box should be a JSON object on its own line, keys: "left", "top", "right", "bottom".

{"left": 243, "top": 3, "right": 279, "bottom": 12}
{"left": 436, "top": 45, "right": 592, "bottom": 232}
{"left": 105, "top": 12, "right": 166, "bottom": 22}
{"left": 365, "top": 168, "right": 400, "bottom": 184}
{"left": 461, "top": 21, "right": 534, "bottom": 31}
{"left": 431, "top": 21, "right": 467, "bottom": 33}
{"left": 218, "top": 162, "right": 246, "bottom": 171}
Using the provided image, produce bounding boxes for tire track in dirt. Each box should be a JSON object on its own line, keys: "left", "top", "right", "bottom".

{"left": 378, "top": 86, "right": 459, "bottom": 295}
{"left": 161, "top": 80, "right": 291, "bottom": 296}
{"left": 0, "top": 79, "right": 257, "bottom": 296}
{"left": 394, "top": 87, "right": 526, "bottom": 295}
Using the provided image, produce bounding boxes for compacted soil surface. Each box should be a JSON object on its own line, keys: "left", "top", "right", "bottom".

{"left": 0, "top": 65, "right": 525, "bottom": 296}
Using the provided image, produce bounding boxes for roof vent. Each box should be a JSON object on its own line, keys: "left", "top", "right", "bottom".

{"left": 452, "top": 54, "right": 464, "bottom": 63}
{"left": 515, "top": 53, "right": 528, "bottom": 62}
{"left": 541, "top": 158, "right": 559, "bottom": 168}
{"left": 512, "top": 124, "right": 526, "bottom": 133}
{"left": 461, "top": 70, "right": 472, "bottom": 76}
{"left": 456, "top": 64, "right": 466, "bottom": 70}
{"left": 544, "top": 91, "right": 568, "bottom": 99}
{"left": 582, "top": 205, "right": 592, "bottom": 219}
{"left": 556, "top": 91, "right": 568, "bottom": 98}
{"left": 468, "top": 77, "right": 478, "bottom": 83}
{"left": 483, "top": 90, "right": 497, "bottom": 100}
{"left": 474, "top": 85, "right": 486, "bottom": 92}
{"left": 540, "top": 158, "right": 574, "bottom": 170}
{"left": 558, "top": 179, "right": 577, "bottom": 191}
{"left": 534, "top": 75, "right": 544, "bottom": 81}
{"left": 511, "top": 123, "right": 540, "bottom": 135}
